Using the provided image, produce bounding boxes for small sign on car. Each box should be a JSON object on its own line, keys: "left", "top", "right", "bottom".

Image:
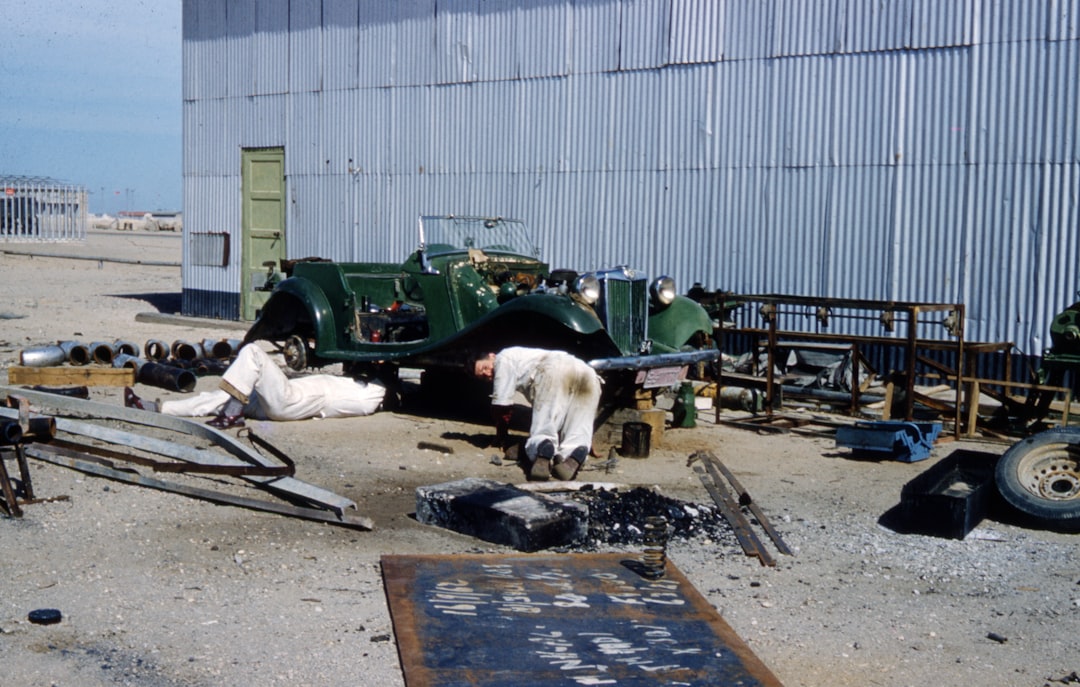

{"left": 637, "top": 365, "right": 687, "bottom": 389}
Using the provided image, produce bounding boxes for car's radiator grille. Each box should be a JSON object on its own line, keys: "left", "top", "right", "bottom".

{"left": 600, "top": 277, "right": 648, "bottom": 355}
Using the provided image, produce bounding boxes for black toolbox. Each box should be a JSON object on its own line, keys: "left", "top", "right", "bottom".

{"left": 899, "top": 449, "right": 1002, "bottom": 539}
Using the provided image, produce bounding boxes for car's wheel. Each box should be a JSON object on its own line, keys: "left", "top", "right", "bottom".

{"left": 282, "top": 334, "right": 308, "bottom": 371}
{"left": 995, "top": 428, "right": 1080, "bottom": 531}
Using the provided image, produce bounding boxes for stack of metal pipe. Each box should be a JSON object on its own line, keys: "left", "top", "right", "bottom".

{"left": 17, "top": 338, "right": 243, "bottom": 393}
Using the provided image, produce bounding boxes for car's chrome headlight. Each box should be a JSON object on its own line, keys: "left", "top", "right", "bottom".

{"left": 650, "top": 276, "right": 677, "bottom": 306}
{"left": 574, "top": 274, "right": 601, "bottom": 304}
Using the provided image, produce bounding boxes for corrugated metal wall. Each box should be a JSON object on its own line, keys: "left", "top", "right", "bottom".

{"left": 182, "top": 0, "right": 1080, "bottom": 361}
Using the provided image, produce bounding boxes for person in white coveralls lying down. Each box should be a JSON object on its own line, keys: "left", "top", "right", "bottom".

{"left": 125, "top": 344, "right": 386, "bottom": 429}
{"left": 470, "top": 346, "right": 602, "bottom": 482}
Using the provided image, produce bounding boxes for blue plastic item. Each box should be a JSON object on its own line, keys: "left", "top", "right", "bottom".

{"left": 835, "top": 421, "right": 942, "bottom": 462}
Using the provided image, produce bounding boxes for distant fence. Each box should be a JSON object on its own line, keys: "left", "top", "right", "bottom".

{"left": 0, "top": 182, "right": 87, "bottom": 241}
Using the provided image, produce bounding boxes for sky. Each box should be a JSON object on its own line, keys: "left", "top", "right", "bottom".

{"left": 0, "top": 1, "right": 182, "bottom": 215}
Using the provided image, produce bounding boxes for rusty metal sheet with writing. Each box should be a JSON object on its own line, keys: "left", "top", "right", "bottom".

{"left": 382, "top": 552, "right": 783, "bottom": 686}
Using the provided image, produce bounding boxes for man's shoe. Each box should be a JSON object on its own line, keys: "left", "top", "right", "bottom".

{"left": 124, "top": 386, "right": 142, "bottom": 409}
{"left": 529, "top": 456, "right": 551, "bottom": 481}
{"left": 207, "top": 413, "right": 245, "bottom": 430}
{"left": 124, "top": 387, "right": 158, "bottom": 412}
{"left": 553, "top": 446, "right": 588, "bottom": 481}
{"left": 552, "top": 458, "right": 579, "bottom": 481}
{"left": 527, "top": 438, "right": 555, "bottom": 481}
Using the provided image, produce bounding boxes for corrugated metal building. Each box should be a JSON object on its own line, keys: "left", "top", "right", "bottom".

{"left": 181, "top": 0, "right": 1079, "bottom": 369}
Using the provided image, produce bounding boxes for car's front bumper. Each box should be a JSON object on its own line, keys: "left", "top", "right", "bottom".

{"left": 588, "top": 348, "right": 719, "bottom": 372}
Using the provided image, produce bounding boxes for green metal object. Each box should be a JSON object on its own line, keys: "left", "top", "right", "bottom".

{"left": 1043, "top": 298, "right": 1080, "bottom": 369}
{"left": 672, "top": 381, "right": 698, "bottom": 428}
{"left": 648, "top": 294, "right": 716, "bottom": 353}
{"left": 994, "top": 295, "right": 1080, "bottom": 431}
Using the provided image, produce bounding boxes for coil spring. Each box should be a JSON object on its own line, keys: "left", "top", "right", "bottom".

{"left": 641, "top": 515, "right": 668, "bottom": 580}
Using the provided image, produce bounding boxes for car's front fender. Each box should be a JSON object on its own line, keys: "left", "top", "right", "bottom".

{"left": 648, "top": 295, "right": 716, "bottom": 352}
{"left": 244, "top": 276, "right": 340, "bottom": 352}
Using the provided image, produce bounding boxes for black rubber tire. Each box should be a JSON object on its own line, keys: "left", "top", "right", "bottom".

{"left": 995, "top": 427, "right": 1080, "bottom": 531}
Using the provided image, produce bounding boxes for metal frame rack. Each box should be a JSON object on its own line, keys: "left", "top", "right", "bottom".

{"left": 715, "top": 294, "right": 970, "bottom": 437}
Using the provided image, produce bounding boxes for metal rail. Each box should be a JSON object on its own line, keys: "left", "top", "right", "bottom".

{"left": 0, "top": 386, "right": 367, "bottom": 525}
{"left": 716, "top": 294, "right": 968, "bottom": 438}
{"left": 27, "top": 443, "right": 373, "bottom": 530}
{"left": 688, "top": 450, "right": 792, "bottom": 566}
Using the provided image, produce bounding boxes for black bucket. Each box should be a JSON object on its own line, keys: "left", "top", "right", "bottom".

{"left": 621, "top": 421, "right": 652, "bottom": 458}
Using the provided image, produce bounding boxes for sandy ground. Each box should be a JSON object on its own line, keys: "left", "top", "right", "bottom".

{"left": 0, "top": 231, "right": 1077, "bottom": 687}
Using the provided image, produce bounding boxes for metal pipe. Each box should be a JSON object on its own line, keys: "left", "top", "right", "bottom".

{"left": 112, "top": 354, "right": 147, "bottom": 373}
{"left": 88, "top": 341, "right": 117, "bottom": 365}
{"left": 114, "top": 340, "right": 140, "bottom": 357}
{"left": 24, "top": 416, "right": 56, "bottom": 442}
{"left": 0, "top": 420, "right": 23, "bottom": 445}
{"left": 57, "top": 340, "right": 91, "bottom": 366}
{"left": 172, "top": 358, "right": 229, "bottom": 377}
{"left": 718, "top": 386, "right": 766, "bottom": 413}
{"left": 28, "top": 386, "right": 89, "bottom": 400}
{"left": 222, "top": 338, "right": 243, "bottom": 358}
{"left": 171, "top": 340, "right": 203, "bottom": 361}
{"left": 144, "top": 339, "right": 170, "bottom": 361}
{"left": 19, "top": 345, "right": 67, "bottom": 367}
{"left": 135, "top": 362, "right": 197, "bottom": 393}
{"left": 779, "top": 384, "right": 885, "bottom": 406}
{"left": 200, "top": 339, "right": 235, "bottom": 360}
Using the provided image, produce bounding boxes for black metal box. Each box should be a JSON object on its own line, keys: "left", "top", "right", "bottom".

{"left": 899, "top": 449, "right": 1001, "bottom": 539}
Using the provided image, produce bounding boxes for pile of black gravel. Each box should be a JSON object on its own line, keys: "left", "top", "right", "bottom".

{"left": 567, "top": 486, "right": 737, "bottom": 549}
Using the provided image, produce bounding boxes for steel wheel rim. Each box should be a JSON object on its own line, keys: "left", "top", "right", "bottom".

{"left": 1013, "top": 443, "right": 1080, "bottom": 501}
{"left": 283, "top": 335, "right": 307, "bottom": 371}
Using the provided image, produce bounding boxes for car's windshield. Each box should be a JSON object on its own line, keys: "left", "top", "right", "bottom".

{"left": 419, "top": 216, "right": 540, "bottom": 259}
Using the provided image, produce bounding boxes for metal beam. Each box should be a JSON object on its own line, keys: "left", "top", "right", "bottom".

{"left": 0, "top": 386, "right": 361, "bottom": 519}
{"left": 28, "top": 443, "right": 372, "bottom": 530}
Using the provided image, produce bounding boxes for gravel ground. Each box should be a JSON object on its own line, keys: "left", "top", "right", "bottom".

{"left": 0, "top": 231, "right": 1077, "bottom": 687}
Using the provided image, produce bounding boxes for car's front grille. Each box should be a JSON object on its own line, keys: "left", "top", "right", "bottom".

{"left": 599, "top": 275, "right": 648, "bottom": 355}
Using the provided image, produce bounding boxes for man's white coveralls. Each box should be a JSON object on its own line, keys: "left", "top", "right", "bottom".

{"left": 161, "top": 344, "right": 385, "bottom": 421}
{"left": 491, "top": 347, "right": 602, "bottom": 459}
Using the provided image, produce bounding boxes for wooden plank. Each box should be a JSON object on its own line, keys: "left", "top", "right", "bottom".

{"left": 882, "top": 380, "right": 895, "bottom": 420}
{"left": 966, "top": 380, "right": 981, "bottom": 438}
{"left": 7, "top": 366, "right": 134, "bottom": 387}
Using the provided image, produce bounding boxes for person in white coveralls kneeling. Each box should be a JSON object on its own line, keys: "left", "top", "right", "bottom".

{"left": 471, "top": 346, "right": 602, "bottom": 481}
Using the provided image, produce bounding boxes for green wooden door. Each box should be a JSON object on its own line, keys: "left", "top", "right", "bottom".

{"left": 241, "top": 148, "right": 286, "bottom": 321}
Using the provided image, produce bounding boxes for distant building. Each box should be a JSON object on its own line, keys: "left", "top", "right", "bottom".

{"left": 0, "top": 175, "right": 86, "bottom": 241}
{"left": 180, "top": 0, "right": 1079, "bottom": 367}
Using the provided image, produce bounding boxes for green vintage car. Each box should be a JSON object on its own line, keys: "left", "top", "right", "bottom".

{"left": 244, "top": 215, "right": 717, "bottom": 402}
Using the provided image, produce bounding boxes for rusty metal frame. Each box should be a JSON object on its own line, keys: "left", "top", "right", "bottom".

{"left": 717, "top": 294, "right": 968, "bottom": 437}
{"left": 0, "top": 386, "right": 372, "bottom": 529}
{"left": 0, "top": 446, "right": 28, "bottom": 516}
{"left": 26, "top": 443, "right": 373, "bottom": 530}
